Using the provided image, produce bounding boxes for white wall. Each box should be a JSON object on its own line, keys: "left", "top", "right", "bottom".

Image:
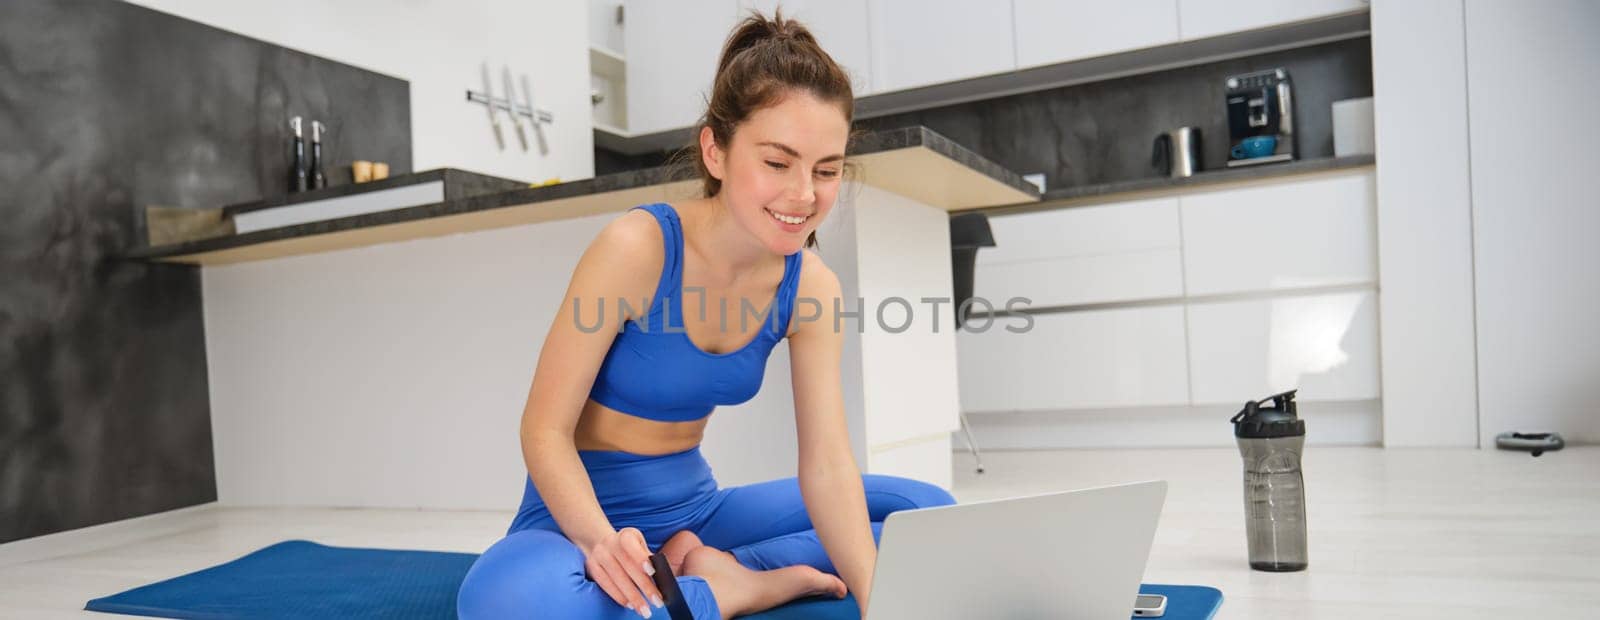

{"left": 1464, "top": 0, "right": 1600, "bottom": 445}
{"left": 1369, "top": 0, "right": 1480, "bottom": 447}
{"left": 126, "top": 0, "right": 594, "bottom": 184}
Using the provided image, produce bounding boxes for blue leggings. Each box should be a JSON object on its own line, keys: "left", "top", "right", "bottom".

{"left": 456, "top": 445, "right": 956, "bottom": 619}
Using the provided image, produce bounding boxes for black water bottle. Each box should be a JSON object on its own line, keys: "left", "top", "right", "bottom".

{"left": 1231, "top": 389, "right": 1309, "bottom": 572}
{"left": 309, "top": 120, "right": 327, "bottom": 190}
{"left": 288, "top": 116, "right": 308, "bottom": 193}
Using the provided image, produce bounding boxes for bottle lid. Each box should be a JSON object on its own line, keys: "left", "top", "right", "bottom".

{"left": 1230, "top": 389, "right": 1306, "bottom": 438}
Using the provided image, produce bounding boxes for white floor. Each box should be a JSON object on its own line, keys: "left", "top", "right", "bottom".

{"left": 2, "top": 447, "right": 1596, "bottom": 619}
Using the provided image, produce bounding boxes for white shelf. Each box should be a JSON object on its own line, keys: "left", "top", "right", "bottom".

{"left": 589, "top": 45, "right": 629, "bottom": 137}
{"left": 588, "top": 45, "right": 625, "bottom": 81}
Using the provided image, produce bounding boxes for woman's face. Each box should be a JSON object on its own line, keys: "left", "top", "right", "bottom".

{"left": 702, "top": 90, "right": 849, "bottom": 256}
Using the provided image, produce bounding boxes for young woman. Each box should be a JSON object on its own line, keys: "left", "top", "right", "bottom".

{"left": 456, "top": 10, "right": 956, "bottom": 619}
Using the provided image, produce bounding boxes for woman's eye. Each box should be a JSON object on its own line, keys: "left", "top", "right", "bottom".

{"left": 767, "top": 160, "right": 838, "bottom": 178}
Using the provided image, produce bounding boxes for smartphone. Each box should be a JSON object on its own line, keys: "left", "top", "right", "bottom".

{"left": 648, "top": 552, "right": 695, "bottom": 620}
{"left": 1132, "top": 593, "right": 1167, "bottom": 617}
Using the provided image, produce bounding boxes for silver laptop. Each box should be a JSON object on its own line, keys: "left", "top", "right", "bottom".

{"left": 864, "top": 480, "right": 1167, "bottom": 620}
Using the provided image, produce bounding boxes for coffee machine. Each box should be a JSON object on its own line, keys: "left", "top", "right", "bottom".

{"left": 1225, "top": 68, "right": 1296, "bottom": 167}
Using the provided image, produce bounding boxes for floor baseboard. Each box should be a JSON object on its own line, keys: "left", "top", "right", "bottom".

{"left": 954, "top": 400, "right": 1383, "bottom": 450}
{"left": 0, "top": 502, "right": 219, "bottom": 568}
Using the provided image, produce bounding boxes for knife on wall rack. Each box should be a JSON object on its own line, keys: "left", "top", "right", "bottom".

{"left": 466, "top": 62, "right": 554, "bottom": 153}
{"left": 502, "top": 65, "right": 529, "bottom": 151}
{"left": 479, "top": 61, "right": 504, "bottom": 150}
{"left": 520, "top": 73, "right": 550, "bottom": 156}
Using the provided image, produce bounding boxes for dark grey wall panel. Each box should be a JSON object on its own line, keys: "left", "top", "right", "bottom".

{"left": 854, "top": 37, "right": 1372, "bottom": 189}
{"left": 0, "top": 0, "right": 411, "bottom": 544}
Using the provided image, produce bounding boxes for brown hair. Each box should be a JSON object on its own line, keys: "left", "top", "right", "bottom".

{"left": 667, "top": 7, "right": 862, "bottom": 250}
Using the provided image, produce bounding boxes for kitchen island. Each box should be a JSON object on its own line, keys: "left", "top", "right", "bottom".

{"left": 168, "top": 126, "right": 1037, "bottom": 509}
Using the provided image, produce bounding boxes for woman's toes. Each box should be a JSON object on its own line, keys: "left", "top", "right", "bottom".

{"left": 661, "top": 530, "right": 704, "bottom": 574}
{"left": 781, "top": 565, "right": 847, "bottom": 599}
{"left": 678, "top": 544, "right": 727, "bottom": 577}
{"left": 815, "top": 572, "right": 847, "bottom": 599}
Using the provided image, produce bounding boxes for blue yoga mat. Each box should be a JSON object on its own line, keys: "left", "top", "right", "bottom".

{"left": 84, "top": 540, "right": 1222, "bottom": 619}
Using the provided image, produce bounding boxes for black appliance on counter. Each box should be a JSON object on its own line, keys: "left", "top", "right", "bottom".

{"left": 950, "top": 212, "right": 995, "bottom": 332}
{"left": 1225, "top": 68, "right": 1297, "bottom": 167}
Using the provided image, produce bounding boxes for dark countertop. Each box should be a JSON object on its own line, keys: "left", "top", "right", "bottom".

{"left": 123, "top": 126, "right": 1040, "bottom": 264}
{"left": 967, "top": 154, "right": 1376, "bottom": 213}
{"left": 223, "top": 168, "right": 528, "bottom": 217}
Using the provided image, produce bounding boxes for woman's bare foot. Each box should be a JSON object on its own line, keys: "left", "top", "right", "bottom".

{"left": 659, "top": 530, "right": 703, "bottom": 575}
{"left": 679, "top": 545, "right": 847, "bottom": 619}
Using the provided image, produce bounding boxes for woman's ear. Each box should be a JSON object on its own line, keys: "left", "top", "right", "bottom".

{"left": 700, "top": 126, "right": 725, "bottom": 181}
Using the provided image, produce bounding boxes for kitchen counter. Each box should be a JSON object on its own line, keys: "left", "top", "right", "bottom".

{"left": 970, "top": 154, "right": 1375, "bottom": 214}
{"left": 124, "top": 126, "right": 1039, "bottom": 266}
{"left": 221, "top": 168, "right": 527, "bottom": 218}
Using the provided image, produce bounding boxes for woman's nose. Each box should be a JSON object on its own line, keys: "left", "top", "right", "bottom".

{"left": 790, "top": 171, "right": 815, "bottom": 203}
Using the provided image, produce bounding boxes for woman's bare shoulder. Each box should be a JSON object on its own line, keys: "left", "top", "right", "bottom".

{"left": 566, "top": 207, "right": 666, "bottom": 319}
{"left": 788, "top": 247, "right": 842, "bottom": 339}
{"left": 597, "top": 207, "right": 664, "bottom": 259}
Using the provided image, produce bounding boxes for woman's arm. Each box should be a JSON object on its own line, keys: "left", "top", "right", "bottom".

{"left": 522, "top": 212, "right": 660, "bottom": 549}
{"left": 788, "top": 251, "right": 878, "bottom": 615}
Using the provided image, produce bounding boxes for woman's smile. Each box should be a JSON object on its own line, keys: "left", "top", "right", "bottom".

{"left": 764, "top": 207, "right": 810, "bottom": 232}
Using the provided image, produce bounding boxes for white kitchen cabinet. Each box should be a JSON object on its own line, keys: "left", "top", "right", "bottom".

{"left": 1186, "top": 290, "right": 1381, "bottom": 404}
{"left": 1177, "top": 0, "right": 1367, "bottom": 41}
{"left": 956, "top": 305, "right": 1191, "bottom": 412}
{"left": 623, "top": 0, "right": 739, "bottom": 135}
{"left": 867, "top": 0, "right": 1016, "bottom": 93}
{"left": 1180, "top": 171, "right": 1376, "bottom": 296}
{"left": 1013, "top": 0, "right": 1180, "bottom": 70}
{"left": 975, "top": 197, "right": 1184, "bottom": 307}
{"left": 740, "top": 0, "right": 874, "bottom": 95}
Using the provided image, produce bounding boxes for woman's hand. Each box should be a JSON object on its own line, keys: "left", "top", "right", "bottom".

{"left": 581, "top": 527, "right": 665, "bottom": 617}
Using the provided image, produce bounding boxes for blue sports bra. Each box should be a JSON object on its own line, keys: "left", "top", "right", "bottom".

{"left": 587, "top": 202, "right": 803, "bottom": 422}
